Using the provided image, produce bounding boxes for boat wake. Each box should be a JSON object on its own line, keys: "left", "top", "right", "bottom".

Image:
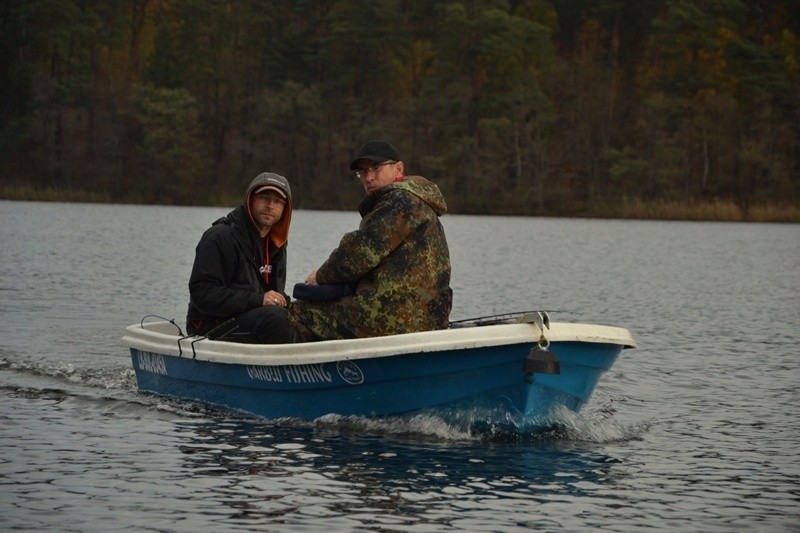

{"left": 307, "top": 403, "right": 647, "bottom": 444}
{"left": 0, "top": 355, "right": 136, "bottom": 390}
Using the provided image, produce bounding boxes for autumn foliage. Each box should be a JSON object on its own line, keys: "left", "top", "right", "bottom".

{"left": 1, "top": 0, "right": 798, "bottom": 220}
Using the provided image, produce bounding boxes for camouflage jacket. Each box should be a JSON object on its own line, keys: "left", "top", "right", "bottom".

{"left": 289, "top": 175, "right": 452, "bottom": 340}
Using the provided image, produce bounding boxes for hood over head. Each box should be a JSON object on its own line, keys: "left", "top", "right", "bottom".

{"left": 360, "top": 175, "right": 447, "bottom": 217}
{"left": 245, "top": 172, "right": 292, "bottom": 247}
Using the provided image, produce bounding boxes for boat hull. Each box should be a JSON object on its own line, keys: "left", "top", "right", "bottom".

{"left": 124, "top": 320, "right": 634, "bottom": 430}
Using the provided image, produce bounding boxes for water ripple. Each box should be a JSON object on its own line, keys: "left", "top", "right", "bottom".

{"left": 2, "top": 203, "right": 799, "bottom": 531}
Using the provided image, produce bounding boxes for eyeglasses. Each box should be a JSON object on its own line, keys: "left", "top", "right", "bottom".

{"left": 354, "top": 161, "right": 395, "bottom": 180}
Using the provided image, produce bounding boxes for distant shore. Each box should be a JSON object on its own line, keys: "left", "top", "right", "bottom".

{"left": 1, "top": 186, "right": 798, "bottom": 223}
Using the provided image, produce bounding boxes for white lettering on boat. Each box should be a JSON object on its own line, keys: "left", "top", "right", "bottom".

{"left": 284, "top": 364, "right": 332, "bottom": 383}
{"left": 137, "top": 352, "right": 167, "bottom": 375}
{"left": 246, "top": 365, "right": 283, "bottom": 382}
{"left": 246, "top": 364, "right": 333, "bottom": 384}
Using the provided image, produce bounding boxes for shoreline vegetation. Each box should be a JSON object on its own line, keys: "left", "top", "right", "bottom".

{"left": 2, "top": 2, "right": 797, "bottom": 226}
{"left": 3, "top": 185, "right": 797, "bottom": 223}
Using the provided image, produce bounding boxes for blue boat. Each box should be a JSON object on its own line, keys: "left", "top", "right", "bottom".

{"left": 122, "top": 312, "right": 635, "bottom": 431}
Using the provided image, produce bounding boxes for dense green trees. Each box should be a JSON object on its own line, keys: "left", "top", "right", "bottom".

{"left": 1, "top": 0, "right": 798, "bottom": 218}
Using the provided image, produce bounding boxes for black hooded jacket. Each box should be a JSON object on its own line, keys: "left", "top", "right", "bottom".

{"left": 186, "top": 173, "right": 292, "bottom": 335}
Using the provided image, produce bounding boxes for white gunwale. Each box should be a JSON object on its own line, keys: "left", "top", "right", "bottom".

{"left": 122, "top": 321, "right": 636, "bottom": 367}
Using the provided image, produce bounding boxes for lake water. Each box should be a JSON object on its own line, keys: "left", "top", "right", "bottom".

{"left": 1, "top": 200, "right": 798, "bottom": 531}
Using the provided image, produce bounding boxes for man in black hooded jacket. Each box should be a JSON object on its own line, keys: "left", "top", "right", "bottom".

{"left": 186, "top": 172, "right": 293, "bottom": 343}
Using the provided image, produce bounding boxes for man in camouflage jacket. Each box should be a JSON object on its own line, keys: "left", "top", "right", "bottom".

{"left": 289, "top": 140, "right": 452, "bottom": 341}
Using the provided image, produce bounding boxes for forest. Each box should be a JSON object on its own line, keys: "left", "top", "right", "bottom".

{"left": 1, "top": 0, "right": 798, "bottom": 220}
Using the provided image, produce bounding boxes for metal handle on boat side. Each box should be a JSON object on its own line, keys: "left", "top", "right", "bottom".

{"left": 522, "top": 313, "right": 559, "bottom": 380}
{"left": 516, "top": 311, "right": 550, "bottom": 331}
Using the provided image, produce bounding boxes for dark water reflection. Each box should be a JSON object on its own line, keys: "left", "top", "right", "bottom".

{"left": 171, "top": 414, "right": 625, "bottom": 530}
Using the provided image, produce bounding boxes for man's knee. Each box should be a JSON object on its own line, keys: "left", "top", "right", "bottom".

{"left": 231, "top": 307, "right": 291, "bottom": 344}
{"left": 252, "top": 307, "right": 291, "bottom": 344}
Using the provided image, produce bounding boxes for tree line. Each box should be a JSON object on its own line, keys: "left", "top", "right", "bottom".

{"left": 1, "top": 0, "right": 798, "bottom": 219}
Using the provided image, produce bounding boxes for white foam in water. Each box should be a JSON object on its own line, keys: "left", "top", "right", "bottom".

{"left": 312, "top": 412, "right": 476, "bottom": 442}
{"left": 2, "top": 357, "right": 136, "bottom": 391}
{"left": 307, "top": 404, "right": 647, "bottom": 445}
{"left": 543, "top": 404, "right": 648, "bottom": 443}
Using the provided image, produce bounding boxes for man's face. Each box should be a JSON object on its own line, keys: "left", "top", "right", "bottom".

{"left": 250, "top": 192, "right": 286, "bottom": 232}
{"left": 355, "top": 160, "right": 403, "bottom": 194}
